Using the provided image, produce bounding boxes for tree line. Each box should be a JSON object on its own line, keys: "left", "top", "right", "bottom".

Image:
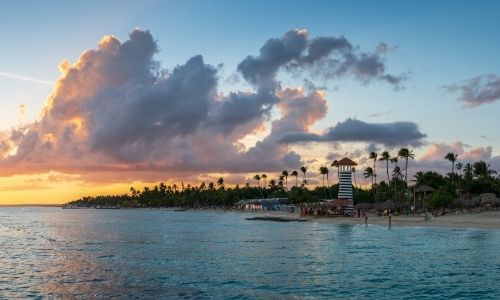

{"left": 65, "top": 148, "right": 499, "bottom": 210}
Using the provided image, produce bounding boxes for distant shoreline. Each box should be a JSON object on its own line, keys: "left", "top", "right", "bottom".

{"left": 0, "top": 204, "right": 62, "bottom": 207}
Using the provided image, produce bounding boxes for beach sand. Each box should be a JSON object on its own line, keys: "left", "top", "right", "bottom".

{"left": 249, "top": 210, "right": 500, "bottom": 229}
{"left": 313, "top": 211, "right": 500, "bottom": 230}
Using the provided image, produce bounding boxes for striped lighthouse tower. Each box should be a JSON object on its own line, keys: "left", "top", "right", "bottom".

{"left": 334, "top": 157, "right": 357, "bottom": 206}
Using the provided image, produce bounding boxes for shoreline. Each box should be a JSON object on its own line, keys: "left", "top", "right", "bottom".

{"left": 242, "top": 209, "right": 500, "bottom": 230}
{"left": 301, "top": 211, "right": 500, "bottom": 230}
{"left": 3, "top": 205, "right": 498, "bottom": 230}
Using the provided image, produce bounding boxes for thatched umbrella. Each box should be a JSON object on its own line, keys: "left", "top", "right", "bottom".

{"left": 416, "top": 185, "right": 434, "bottom": 193}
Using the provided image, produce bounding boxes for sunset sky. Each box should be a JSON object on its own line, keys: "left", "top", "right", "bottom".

{"left": 1, "top": 0, "right": 499, "bottom": 204}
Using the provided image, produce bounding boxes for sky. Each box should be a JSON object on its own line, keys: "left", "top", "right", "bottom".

{"left": 0, "top": 0, "right": 499, "bottom": 204}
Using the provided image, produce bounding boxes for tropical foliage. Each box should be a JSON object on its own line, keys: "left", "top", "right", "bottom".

{"left": 65, "top": 149, "right": 500, "bottom": 211}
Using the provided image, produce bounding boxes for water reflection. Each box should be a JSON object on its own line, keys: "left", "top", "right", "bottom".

{"left": 0, "top": 208, "right": 499, "bottom": 299}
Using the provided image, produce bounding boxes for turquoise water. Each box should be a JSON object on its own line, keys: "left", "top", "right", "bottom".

{"left": 0, "top": 207, "right": 499, "bottom": 299}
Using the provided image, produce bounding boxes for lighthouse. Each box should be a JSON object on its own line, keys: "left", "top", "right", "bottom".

{"left": 333, "top": 157, "right": 357, "bottom": 212}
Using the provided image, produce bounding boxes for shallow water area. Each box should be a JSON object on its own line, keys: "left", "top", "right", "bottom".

{"left": 1, "top": 207, "right": 499, "bottom": 299}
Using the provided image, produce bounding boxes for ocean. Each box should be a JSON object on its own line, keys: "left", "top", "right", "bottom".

{"left": 0, "top": 207, "right": 499, "bottom": 299}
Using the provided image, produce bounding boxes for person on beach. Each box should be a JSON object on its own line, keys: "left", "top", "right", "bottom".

{"left": 389, "top": 214, "right": 392, "bottom": 226}
{"left": 365, "top": 212, "right": 368, "bottom": 225}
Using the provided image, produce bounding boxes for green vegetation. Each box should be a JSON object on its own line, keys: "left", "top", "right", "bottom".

{"left": 65, "top": 149, "right": 499, "bottom": 211}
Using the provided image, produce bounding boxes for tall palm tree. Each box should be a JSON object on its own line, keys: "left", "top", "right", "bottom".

{"left": 444, "top": 152, "right": 458, "bottom": 184}
{"left": 456, "top": 162, "right": 463, "bottom": 178}
{"left": 324, "top": 166, "right": 331, "bottom": 198}
{"left": 352, "top": 167, "right": 358, "bottom": 188}
{"left": 282, "top": 170, "right": 289, "bottom": 190}
{"left": 379, "top": 151, "right": 391, "bottom": 183}
{"left": 369, "top": 152, "right": 378, "bottom": 185}
{"left": 398, "top": 148, "right": 415, "bottom": 187}
{"left": 253, "top": 174, "right": 261, "bottom": 187}
{"left": 319, "top": 166, "right": 328, "bottom": 187}
{"left": 291, "top": 170, "right": 299, "bottom": 187}
{"left": 331, "top": 160, "right": 340, "bottom": 181}
{"left": 363, "top": 167, "right": 375, "bottom": 189}
{"left": 392, "top": 166, "right": 403, "bottom": 202}
{"left": 319, "top": 166, "right": 328, "bottom": 198}
{"left": 300, "top": 166, "right": 307, "bottom": 185}
{"left": 261, "top": 174, "right": 267, "bottom": 188}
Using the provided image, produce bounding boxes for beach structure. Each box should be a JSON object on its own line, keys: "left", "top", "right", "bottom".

{"left": 332, "top": 157, "right": 357, "bottom": 214}
{"left": 334, "top": 157, "right": 357, "bottom": 204}
{"left": 235, "top": 198, "right": 290, "bottom": 211}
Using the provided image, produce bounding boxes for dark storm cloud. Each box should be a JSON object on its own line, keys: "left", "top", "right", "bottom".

{"left": 87, "top": 55, "right": 218, "bottom": 159}
{"left": 237, "top": 29, "right": 308, "bottom": 88}
{"left": 207, "top": 90, "right": 279, "bottom": 135}
{"left": 444, "top": 74, "right": 500, "bottom": 107}
{"left": 280, "top": 118, "right": 426, "bottom": 147}
{"left": 237, "top": 29, "right": 406, "bottom": 90}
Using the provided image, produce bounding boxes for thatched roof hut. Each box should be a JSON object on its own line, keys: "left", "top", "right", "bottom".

{"left": 415, "top": 185, "right": 435, "bottom": 193}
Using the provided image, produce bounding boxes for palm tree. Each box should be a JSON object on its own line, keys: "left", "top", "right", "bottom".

{"left": 282, "top": 170, "right": 289, "bottom": 190}
{"left": 352, "top": 167, "right": 358, "bottom": 188}
{"left": 319, "top": 166, "right": 328, "bottom": 198}
{"left": 369, "top": 152, "right": 378, "bottom": 185}
{"left": 390, "top": 157, "right": 398, "bottom": 168}
{"left": 261, "top": 174, "right": 267, "bottom": 188}
{"left": 363, "top": 167, "right": 375, "bottom": 189}
{"left": 392, "top": 166, "right": 403, "bottom": 202}
{"left": 398, "top": 148, "right": 415, "bottom": 187}
{"left": 268, "top": 179, "right": 276, "bottom": 189}
{"left": 319, "top": 166, "right": 328, "bottom": 187}
{"left": 331, "top": 160, "right": 340, "bottom": 181}
{"left": 253, "top": 174, "right": 261, "bottom": 187}
{"left": 300, "top": 166, "right": 307, "bottom": 185}
{"left": 324, "top": 167, "right": 330, "bottom": 187}
{"left": 463, "top": 163, "right": 473, "bottom": 180}
{"left": 392, "top": 166, "right": 403, "bottom": 180}
{"left": 456, "top": 162, "right": 463, "bottom": 178}
{"left": 473, "top": 161, "right": 497, "bottom": 178}
{"left": 217, "top": 177, "right": 224, "bottom": 189}
{"left": 379, "top": 151, "right": 391, "bottom": 183}
{"left": 444, "top": 152, "right": 458, "bottom": 184}
{"left": 291, "top": 170, "right": 299, "bottom": 187}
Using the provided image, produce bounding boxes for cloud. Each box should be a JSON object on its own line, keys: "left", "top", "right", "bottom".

{"left": 238, "top": 29, "right": 309, "bottom": 88}
{"left": 238, "top": 29, "right": 406, "bottom": 90}
{"left": 420, "top": 141, "right": 492, "bottom": 162}
{"left": 444, "top": 74, "right": 500, "bottom": 107}
{"left": 0, "top": 29, "right": 316, "bottom": 180}
{"left": 0, "top": 29, "right": 416, "bottom": 185}
{"left": 280, "top": 118, "right": 426, "bottom": 147}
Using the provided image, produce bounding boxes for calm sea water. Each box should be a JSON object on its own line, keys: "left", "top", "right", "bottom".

{"left": 0, "top": 207, "right": 499, "bottom": 299}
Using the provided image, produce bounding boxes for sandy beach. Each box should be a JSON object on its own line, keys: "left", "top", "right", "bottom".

{"left": 249, "top": 209, "right": 500, "bottom": 229}
{"left": 311, "top": 211, "right": 500, "bottom": 229}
